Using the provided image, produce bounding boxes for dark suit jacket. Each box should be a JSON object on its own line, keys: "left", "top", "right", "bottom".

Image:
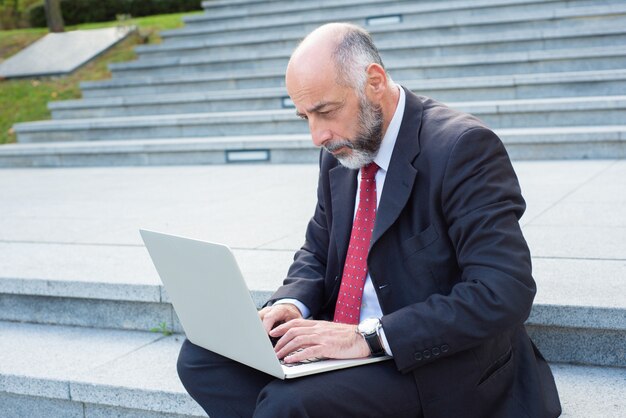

{"left": 269, "top": 88, "right": 561, "bottom": 418}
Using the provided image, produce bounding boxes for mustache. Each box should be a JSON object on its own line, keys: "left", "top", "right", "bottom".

{"left": 323, "top": 140, "right": 355, "bottom": 153}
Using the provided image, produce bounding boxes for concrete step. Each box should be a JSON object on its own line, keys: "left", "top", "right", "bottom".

{"left": 139, "top": 3, "right": 626, "bottom": 59}
{"left": 25, "top": 95, "right": 626, "bottom": 140}
{"left": 0, "top": 238, "right": 624, "bottom": 368}
{"left": 194, "top": 0, "right": 415, "bottom": 22}
{"left": 0, "top": 240, "right": 283, "bottom": 333}
{"left": 51, "top": 95, "right": 300, "bottom": 119}
{"left": 3, "top": 126, "right": 626, "bottom": 165}
{"left": 0, "top": 135, "right": 317, "bottom": 167}
{"left": 109, "top": 44, "right": 626, "bottom": 79}
{"left": 550, "top": 363, "right": 626, "bottom": 417}
{"left": 526, "top": 305, "right": 626, "bottom": 368}
{"left": 0, "top": 321, "right": 206, "bottom": 417}
{"left": 80, "top": 68, "right": 626, "bottom": 101}
{"left": 160, "top": 1, "right": 626, "bottom": 44}
{"left": 48, "top": 86, "right": 626, "bottom": 130}
{"left": 81, "top": 68, "right": 288, "bottom": 98}
{"left": 0, "top": 160, "right": 624, "bottom": 367}
{"left": 1, "top": 321, "right": 624, "bottom": 417}
{"left": 201, "top": 0, "right": 268, "bottom": 9}
{"left": 1, "top": 274, "right": 624, "bottom": 368}
{"left": 198, "top": 0, "right": 294, "bottom": 15}
{"left": 134, "top": 20, "right": 626, "bottom": 62}
{"left": 183, "top": 0, "right": 599, "bottom": 31}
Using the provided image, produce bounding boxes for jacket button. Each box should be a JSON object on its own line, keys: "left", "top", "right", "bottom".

{"left": 432, "top": 347, "right": 440, "bottom": 356}
{"left": 414, "top": 352, "right": 423, "bottom": 361}
{"left": 423, "top": 349, "right": 431, "bottom": 359}
{"left": 441, "top": 344, "right": 449, "bottom": 353}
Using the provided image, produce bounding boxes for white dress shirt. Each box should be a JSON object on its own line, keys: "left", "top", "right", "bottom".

{"left": 277, "top": 86, "right": 406, "bottom": 356}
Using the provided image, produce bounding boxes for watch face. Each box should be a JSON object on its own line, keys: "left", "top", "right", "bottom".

{"left": 359, "top": 318, "right": 379, "bottom": 334}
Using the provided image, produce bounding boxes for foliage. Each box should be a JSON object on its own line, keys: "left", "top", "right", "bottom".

{"left": 29, "top": 0, "right": 201, "bottom": 27}
{"left": 0, "top": 11, "right": 195, "bottom": 145}
{"left": 150, "top": 321, "right": 173, "bottom": 336}
{"left": 0, "top": 77, "right": 80, "bottom": 144}
{"left": 0, "top": 0, "right": 42, "bottom": 29}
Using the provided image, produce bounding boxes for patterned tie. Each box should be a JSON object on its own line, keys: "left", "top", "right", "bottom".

{"left": 334, "top": 162, "right": 379, "bottom": 324}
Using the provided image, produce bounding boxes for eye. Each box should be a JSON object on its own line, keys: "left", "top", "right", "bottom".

{"left": 318, "top": 109, "right": 336, "bottom": 118}
{"left": 296, "top": 113, "right": 308, "bottom": 120}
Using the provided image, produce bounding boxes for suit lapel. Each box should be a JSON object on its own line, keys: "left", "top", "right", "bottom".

{"left": 327, "top": 88, "right": 424, "bottom": 260}
{"left": 372, "top": 88, "right": 424, "bottom": 245}
{"left": 330, "top": 164, "right": 358, "bottom": 266}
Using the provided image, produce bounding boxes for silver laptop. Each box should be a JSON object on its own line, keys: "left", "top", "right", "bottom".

{"left": 139, "top": 229, "right": 390, "bottom": 379}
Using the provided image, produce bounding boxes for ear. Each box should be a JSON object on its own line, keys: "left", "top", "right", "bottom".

{"left": 364, "top": 63, "right": 388, "bottom": 102}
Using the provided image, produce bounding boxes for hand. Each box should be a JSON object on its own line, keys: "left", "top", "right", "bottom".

{"left": 270, "top": 319, "right": 370, "bottom": 363}
{"left": 259, "top": 303, "right": 303, "bottom": 334}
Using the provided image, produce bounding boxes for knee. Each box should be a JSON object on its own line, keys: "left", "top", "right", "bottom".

{"left": 255, "top": 380, "right": 313, "bottom": 418}
{"left": 176, "top": 339, "right": 197, "bottom": 390}
{"left": 176, "top": 338, "right": 217, "bottom": 393}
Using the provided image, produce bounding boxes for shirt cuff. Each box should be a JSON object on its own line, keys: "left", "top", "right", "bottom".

{"left": 379, "top": 326, "right": 394, "bottom": 356}
{"left": 273, "top": 298, "right": 311, "bottom": 319}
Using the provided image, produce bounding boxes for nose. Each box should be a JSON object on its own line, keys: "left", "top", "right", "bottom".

{"left": 309, "top": 119, "right": 332, "bottom": 147}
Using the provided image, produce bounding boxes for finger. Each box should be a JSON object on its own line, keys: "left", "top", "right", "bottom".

{"left": 272, "top": 323, "right": 308, "bottom": 352}
{"left": 262, "top": 305, "right": 301, "bottom": 333}
{"left": 270, "top": 318, "right": 314, "bottom": 337}
{"left": 273, "top": 327, "right": 307, "bottom": 354}
{"left": 274, "top": 323, "right": 326, "bottom": 356}
{"left": 283, "top": 345, "right": 324, "bottom": 364}
{"left": 261, "top": 308, "right": 284, "bottom": 333}
{"left": 276, "top": 334, "right": 320, "bottom": 360}
{"left": 258, "top": 307, "right": 271, "bottom": 320}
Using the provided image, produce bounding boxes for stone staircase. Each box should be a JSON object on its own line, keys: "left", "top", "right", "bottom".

{"left": 1, "top": 0, "right": 626, "bottom": 166}
{"left": 1, "top": 0, "right": 625, "bottom": 417}
{"left": 1, "top": 159, "right": 625, "bottom": 417}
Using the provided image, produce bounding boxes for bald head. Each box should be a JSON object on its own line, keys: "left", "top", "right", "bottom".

{"left": 293, "top": 22, "right": 347, "bottom": 58}
{"left": 287, "top": 23, "right": 386, "bottom": 93}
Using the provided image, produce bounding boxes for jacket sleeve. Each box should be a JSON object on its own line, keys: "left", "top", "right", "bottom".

{"left": 381, "top": 127, "right": 536, "bottom": 373}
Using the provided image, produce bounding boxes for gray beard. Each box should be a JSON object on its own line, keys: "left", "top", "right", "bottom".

{"left": 324, "top": 98, "right": 384, "bottom": 170}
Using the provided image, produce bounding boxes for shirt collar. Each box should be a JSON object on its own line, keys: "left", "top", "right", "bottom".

{"left": 373, "top": 85, "right": 405, "bottom": 173}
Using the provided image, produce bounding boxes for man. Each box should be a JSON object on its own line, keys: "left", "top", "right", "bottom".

{"left": 177, "top": 23, "right": 562, "bottom": 417}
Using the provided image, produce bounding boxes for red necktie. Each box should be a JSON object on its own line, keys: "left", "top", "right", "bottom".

{"left": 334, "top": 163, "right": 379, "bottom": 324}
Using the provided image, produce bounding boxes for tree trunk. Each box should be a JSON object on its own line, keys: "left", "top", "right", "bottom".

{"left": 44, "top": 0, "right": 64, "bottom": 33}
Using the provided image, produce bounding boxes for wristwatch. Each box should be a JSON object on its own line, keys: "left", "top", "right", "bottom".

{"left": 357, "top": 317, "right": 386, "bottom": 357}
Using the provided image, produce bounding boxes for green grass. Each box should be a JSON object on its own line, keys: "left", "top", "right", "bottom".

{"left": 0, "top": 11, "right": 202, "bottom": 145}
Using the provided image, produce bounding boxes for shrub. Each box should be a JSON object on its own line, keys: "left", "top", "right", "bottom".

{"left": 28, "top": 0, "right": 201, "bottom": 28}
{"left": 0, "top": 0, "right": 41, "bottom": 29}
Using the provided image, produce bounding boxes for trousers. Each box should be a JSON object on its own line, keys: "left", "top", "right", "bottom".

{"left": 177, "top": 339, "right": 423, "bottom": 418}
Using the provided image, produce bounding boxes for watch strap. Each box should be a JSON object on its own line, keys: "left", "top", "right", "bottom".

{"left": 364, "top": 328, "right": 385, "bottom": 357}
